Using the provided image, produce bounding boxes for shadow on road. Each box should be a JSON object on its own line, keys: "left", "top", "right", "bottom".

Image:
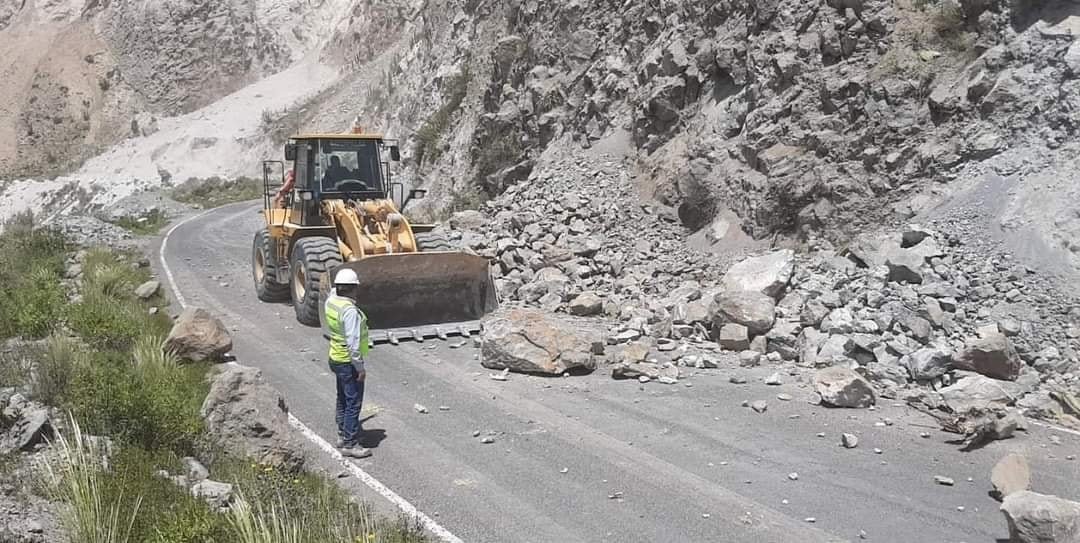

{"left": 361, "top": 428, "right": 387, "bottom": 449}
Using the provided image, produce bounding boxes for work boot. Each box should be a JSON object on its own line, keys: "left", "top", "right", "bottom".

{"left": 339, "top": 446, "right": 372, "bottom": 459}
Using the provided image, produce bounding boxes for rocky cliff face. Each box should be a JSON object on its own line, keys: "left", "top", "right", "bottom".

{"left": 295, "top": 0, "right": 1079, "bottom": 271}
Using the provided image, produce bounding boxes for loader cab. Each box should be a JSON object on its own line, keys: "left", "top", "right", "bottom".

{"left": 282, "top": 134, "right": 402, "bottom": 226}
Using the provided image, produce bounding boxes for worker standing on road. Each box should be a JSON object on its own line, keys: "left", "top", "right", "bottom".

{"left": 325, "top": 268, "right": 372, "bottom": 459}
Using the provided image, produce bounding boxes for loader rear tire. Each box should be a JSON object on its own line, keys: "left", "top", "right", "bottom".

{"left": 253, "top": 229, "right": 289, "bottom": 303}
{"left": 414, "top": 231, "right": 452, "bottom": 252}
{"left": 290, "top": 236, "right": 342, "bottom": 327}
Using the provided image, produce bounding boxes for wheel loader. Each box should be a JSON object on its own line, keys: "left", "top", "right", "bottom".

{"left": 251, "top": 132, "right": 498, "bottom": 344}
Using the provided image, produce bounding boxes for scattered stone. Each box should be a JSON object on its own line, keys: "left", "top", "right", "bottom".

{"left": 788, "top": 472, "right": 798, "bottom": 481}
{"left": 750, "top": 400, "right": 768, "bottom": 413}
{"left": 490, "top": 368, "right": 510, "bottom": 381}
{"left": 568, "top": 291, "right": 604, "bottom": 316}
{"left": 414, "top": 404, "right": 429, "bottom": 414}
{"left": 712, "top": 291, "right": 777, "bottom": 335}
{"left": 764, "top": 372, "right": 782, "bottom": 385}
{"left": 480, "top": 436, "right": 495, "bottom": 444}
{"left": 729, "top": 375, "right": 748, "bottom": 384}
{"left": 842, "top": 433, "right": 859, "bottom": 448}
{"left": 718, "top": 323, "right": 751, "bottom": 351}
{"left": 721, "top": 250, "right": 795, "bottom": 299}
{"left": 991, "top": 453, "right": 1031, "bottom": 502}
{"left": 935, "top": 476, "right": 955, "bottom": 486}
{"left": 777, "top": 393, "right": 793, "bottom": 401}
{"left": 814, "top": 367, "right": 876, "bottom": 408}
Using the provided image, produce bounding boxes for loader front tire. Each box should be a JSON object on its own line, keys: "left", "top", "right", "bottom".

{"left": 290, "top": 236, "right": 342, "bottom": 327}
{"left": 253, "top": 229, "right": 289, "bottom": 303}
{"left": 414, "top": 230, "right": 452, "bottom": 252}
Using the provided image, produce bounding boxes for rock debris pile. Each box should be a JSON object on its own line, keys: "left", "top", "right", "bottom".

{"left": 464, "top": 183, "right": 1080, "bottom": 432}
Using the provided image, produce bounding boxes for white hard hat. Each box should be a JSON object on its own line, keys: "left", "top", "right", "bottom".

{"left": 334, "top": 268, "right": 360, "bottom": 285}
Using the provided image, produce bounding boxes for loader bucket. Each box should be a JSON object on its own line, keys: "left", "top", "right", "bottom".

{"left": 321, "top": 252, "right": 498, "bottom": 343}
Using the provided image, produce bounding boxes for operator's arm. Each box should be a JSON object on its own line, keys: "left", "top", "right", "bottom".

{"left": 340, "top": 306, "right": 365, "bottom": 370}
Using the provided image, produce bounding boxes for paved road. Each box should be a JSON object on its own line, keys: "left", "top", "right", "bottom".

{"left": 161, "top": 202, "right": 1080, "bottom": 543}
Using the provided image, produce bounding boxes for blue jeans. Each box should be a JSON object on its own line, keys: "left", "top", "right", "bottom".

{"left": 329, "top": 361, "right": 364, "bottom": 447}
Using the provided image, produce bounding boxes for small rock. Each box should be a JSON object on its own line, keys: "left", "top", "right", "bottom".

{"left": 764, "top": 372, "right": 782, "bottom": 385}
{"left": 842, "top": 433, "right": 859, "bottom": 448}
{"left": 777, "top": 393, "right": 793, "bottom": 401}
{"left": 750, "top": 400, "right": 768, "bottom": 413}
{"left": 788, "top": 472, "right": 799, "bottom": 481}
{"left": 480, "top": 437, "right": 495, "bottom": 444}
{"left": 729, "top": 375, "right": 747, "bottom": 384}
{"left": 935, "top": 476, "right": 955, "bottom": 486}
{"left": 490, "top": 368, "right": 510, "bottom": 381}
{"left": 414, "top": 404, "right": 429, "bottom": 414}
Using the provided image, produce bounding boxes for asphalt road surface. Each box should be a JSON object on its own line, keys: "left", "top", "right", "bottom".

{"left": 160, "top": 202, "right": 1080, "bottom": 543}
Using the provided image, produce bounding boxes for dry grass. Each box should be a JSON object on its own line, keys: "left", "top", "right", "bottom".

{"left": 874, "top": 0, "right": 977, "bottom": 82}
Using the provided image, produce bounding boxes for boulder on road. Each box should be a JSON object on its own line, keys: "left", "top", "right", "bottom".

{"left": 940, "top": 373, "right": 1030, "bottom": 412}
{"left": 814, "top": 367, "right": 876, "bottom": 408}
{"left": 903, "top": 346, "right": 953, "bottom": 381}
{"left": 711, "top": 291, "right": 776, "bottom": 335}
{"left": 991, "top": 453, "right": 1031, "bottom": 502}
{"left": 200, "top": 365, "right": 304, "bottom": 472}
{"left": 165, "top": 307, "right": 232, "bottom": 363}
{"left": 1001, "top": 491, "right": 1080, "bottom": 543}
{"left": 721, "top": 250, "right": 794, "bottom": 299}
{"left": 953, "top": 333, "right": 1021, "bottom": 381}
{"left": 611, "top": 362, "right": 677, "bottom": 381}
{"left": 568, "top": 291, "right": 603, "bottom": 316}
{"left": 481, "top": 309, "right": 601, "bottom": 375}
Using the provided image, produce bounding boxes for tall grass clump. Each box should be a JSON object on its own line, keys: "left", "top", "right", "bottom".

{"left": 32, "top": 335, "right": 85, "bottom": 405}
{"left": 0, "top": 214, "right": 68, "bottom": 340}
{"left": 42, "top": 416, "right": 142, "bottom": 543}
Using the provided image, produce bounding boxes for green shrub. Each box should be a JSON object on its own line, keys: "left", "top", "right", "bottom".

{"left": 414, "top": 66, "right": 471, "bottom": 165}
{"left": 170, "top": 177, "right": 262, "bottom": 209}
{"left": 109, "top": 209, "right": 170, "bottom": 236}
{"left": 103, "top": 447, "right": 231, "bottom": 543}
{"left": 42, "top": 417, "right": 142, "bottom": 543}
{"left": 68, "top": 249, "right": 169, "bottom": 350}
{"left": 0, "top": 226, "right": 68, "bottom": 340}
{"left": 32, "top": 335, "right": 85, "bottom": 405}
{"left": 66, "top": 352, "right": 208, "bottom": 454}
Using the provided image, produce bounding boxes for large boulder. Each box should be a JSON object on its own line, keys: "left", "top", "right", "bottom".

{"left": 903, "top": 346, "right": 953, "bottom": 381}
{"left": 200, "top": 365, "right": 304, "bottom": 471}
{"left": 939, "top": 373, "right": 1034, "bottom": 412}
{"left": 165, "top": 307, "right": 232, "bottom": 363}
{"left": 884, "top": 245, "right": 925, "bottom": 284}
{"left": 449, "top": 210, "right": 486, "bottom": 231}
{"left": 953, "top": 333, "right": 1022, "bottom": 381}
{"left": 813, "top": 367, "right": 876, "bottom": 408}
{"left": 721, "top": 250, "right": 795, "bottom": 299}
{"left": 481, "top": 309, "right": 601, "bottom": 375}
{"left": 711, "top": 291, "right": 776, "bottom": 335}
{"left": 1001, "top": 491, "right": 1080, "bottom": 543}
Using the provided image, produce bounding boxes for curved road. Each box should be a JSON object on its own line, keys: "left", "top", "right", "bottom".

{"left": 161, "top": 202, "right": 1080, "bottom": 543}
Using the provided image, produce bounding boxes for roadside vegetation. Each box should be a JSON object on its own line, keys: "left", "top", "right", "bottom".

{"left": 107, "top": 209, "right": 170, "bottom": 235}
{"left": 874, "top": 0, "right": 977, "bottom": 85}
{"left": 0, "top": 213, "right": 426, "bottom": 543}
{"left": 170, "top": 176, "right": 264, "bottom": 209}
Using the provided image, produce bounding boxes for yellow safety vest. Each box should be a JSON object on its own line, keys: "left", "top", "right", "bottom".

{"left": 325, "top": 295, "right": 369, "bottom": 363}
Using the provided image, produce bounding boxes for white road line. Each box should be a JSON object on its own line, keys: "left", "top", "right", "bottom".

{"left": 159, "top": 206, "right": 464, "bottom": 543}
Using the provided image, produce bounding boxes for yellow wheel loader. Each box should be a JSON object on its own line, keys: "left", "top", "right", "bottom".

{"left": 252, "top": 132, "right": 498, "bottom": 344}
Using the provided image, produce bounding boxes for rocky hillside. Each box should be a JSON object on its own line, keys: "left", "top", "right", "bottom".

{"left": 0, "top": 0, "right": 343, "bottom": 179}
